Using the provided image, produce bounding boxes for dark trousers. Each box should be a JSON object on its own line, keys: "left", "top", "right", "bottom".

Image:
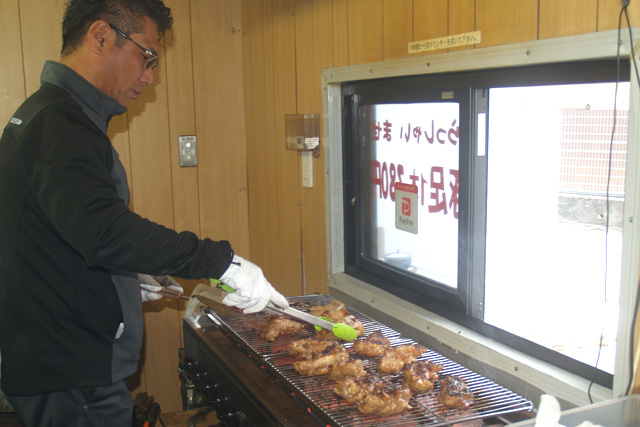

{"left": 9, "top": 380, "right": 132, "bottom": 427}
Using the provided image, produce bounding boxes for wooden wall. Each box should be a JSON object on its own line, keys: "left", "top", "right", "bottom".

{"left": 2, "top": 0, "right": 640, "bottom": 414}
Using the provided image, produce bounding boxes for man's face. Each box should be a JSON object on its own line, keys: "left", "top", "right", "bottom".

{"left": 100, "top": 17, "right": 159, "bottom": 107}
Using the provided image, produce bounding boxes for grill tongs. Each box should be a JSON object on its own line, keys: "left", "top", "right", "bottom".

{"left": 210, "top": 279, "right": 358, "bottom": 341}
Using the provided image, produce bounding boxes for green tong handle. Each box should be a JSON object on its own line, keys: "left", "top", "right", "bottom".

{"left": 209, "top": 278, "right": 234, "bottom": 293}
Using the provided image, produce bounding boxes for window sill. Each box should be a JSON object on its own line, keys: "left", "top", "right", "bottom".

{"left": 328, "top": 272, "right": 613, "bottom": 409}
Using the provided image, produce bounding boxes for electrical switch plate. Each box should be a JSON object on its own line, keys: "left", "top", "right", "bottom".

{"left": 302, "top": 151, "right": 313, "bottom": 188}
{"left": 179, "top": 136, "right": 197, "bottom": 167}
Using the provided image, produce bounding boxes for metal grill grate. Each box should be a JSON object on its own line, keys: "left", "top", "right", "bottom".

{"left": 201, "top": 294, "right": 533, "bottom": 426}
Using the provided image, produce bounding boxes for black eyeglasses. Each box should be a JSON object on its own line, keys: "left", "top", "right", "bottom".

{"left": 109, "top": 24, "right": 158, "bottom": 70}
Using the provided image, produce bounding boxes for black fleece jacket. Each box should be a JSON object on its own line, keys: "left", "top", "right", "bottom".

{"left": 0, "top": 61, "right": 233, "bottom": 395}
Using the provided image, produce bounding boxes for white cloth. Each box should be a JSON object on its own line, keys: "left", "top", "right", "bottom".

{"left": 138, "top": 274, "right": 183, "bottom": 302}
{"left": 534, "top": 395, "right": 603, "bottom": 427}
{"left": 220, "top": 255, "right": 288, "bottom": 314}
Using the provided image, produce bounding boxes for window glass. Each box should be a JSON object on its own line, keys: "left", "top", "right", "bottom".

{"left": 484, "top": 83, "right": 629, "bottom": 374}
{"left": 342, "top": 60, "right": 628, "bottom": 385}
{"left": 361, "top": 103, "right": 459, "bottom": 288}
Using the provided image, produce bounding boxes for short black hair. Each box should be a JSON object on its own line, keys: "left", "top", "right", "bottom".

{"left": 61, "top": 0, "right": 173, "bottom": 56}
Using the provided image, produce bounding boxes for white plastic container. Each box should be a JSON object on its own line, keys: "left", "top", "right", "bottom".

{"left": 508, "top": 394, "right": 640, "bottom": 427}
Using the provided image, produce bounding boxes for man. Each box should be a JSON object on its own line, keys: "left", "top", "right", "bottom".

{"left": 0, "top": 1, "right": 288, "bottom": 425}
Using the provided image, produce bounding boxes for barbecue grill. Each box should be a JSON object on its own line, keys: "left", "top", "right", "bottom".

{"left": 179, "top": 294, "right": 534, "bottom": 426}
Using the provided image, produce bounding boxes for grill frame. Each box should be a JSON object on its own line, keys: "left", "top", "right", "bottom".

{"left": 199, "top": 294, "right": 533, "bottom": 426}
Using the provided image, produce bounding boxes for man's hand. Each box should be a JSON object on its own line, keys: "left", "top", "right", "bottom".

{"left": 219, "top": 255, "right": 288, "bottom": 314}
{"left": 139, "top": 274, "right": 184, "bottom": 302}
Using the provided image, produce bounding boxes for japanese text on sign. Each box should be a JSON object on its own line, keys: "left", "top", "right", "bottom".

{"left": 373, "top": 160, "right": 459, "bottom": 219}
{"left": 408, "top": 31, "right": 481, "bottom": 54}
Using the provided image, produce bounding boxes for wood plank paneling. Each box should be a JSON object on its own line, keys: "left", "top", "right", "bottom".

{"left": 245, "top": 1, "right": 282, "bottom": 283}
{"left": 383, "top": 0, "right": 413, "bottom": 60}
{"left": 413, "top": 0, "right": 449, "bottom": 55}
{"left": 348, "top": 0, "right": 383, "bottom": 65}
{"left": 476, "top": 0, "right": 538, "bottom": 47}
{"left": 305, "top": 0, "right": 334, "bottom": 294}
{"left": 449, "top": 0, "right": 476, "bottom": 52}
{"left": 295, "top": 0, "right": 332, "bottom": 295}
{"left": 18, "top": 0, "right": 66, "bottom": 96}
{"left": 333, "top": 0, "right": 350, "bottom": 67}
{"left": 165, "top": 0, "right": 200, "bottom": 237}
{"left": 0, "top": 0, "right": 26, "bottom": 127}
{"left": 191, "top": 1, "right": 249, "bottom": 253}
{"left": 295, "top": 0, "right": 316, "bottom": 109}
{"left": 270, "top": 0, "right": 304, "bottom": 294}
{"left": 163, "top": 0, "right": 202, "bottom": 350}
{"left": 598, "top": 0, "right": 640, "bottom": 31}
{"left": 539, "top": 0, "right": 598, "bottom": 39}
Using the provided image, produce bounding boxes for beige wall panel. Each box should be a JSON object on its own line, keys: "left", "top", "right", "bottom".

{"left": 296, "top": 0, "right": 316, "bottom": 110}
{"left": 449, "top": 0, "right": 476, "bottom": 52}
{"left": 348, "top": 0, "right": 383, "bottom": 65}
{"left": 162, "top": 0, "right": 201, "bottom": 352}
{"left": 191, "top": 0, "right": 250, "bottom": 254}
{"left": 312, "top": 0, "right": 335, "bottom": 83}
{"left": 413, "top": 0, "right": 449, "bottom": 56}
{"left": 19, "top": 0, "right": 65, "bottom": 96}
{"left": 245, "top": 1, "right": 281, "bottom": 280}
{"left": 598, "top": 0, "right": 640, "bottom": 31}
{"left": 242, "top": 1, "right": 262, "bottom": 267}
{"left": 333, "top": 0, "right": 350, "bottom": 67}
{"left": 262, "top": 0, "right": 288, "bottom": 287}
{"left": 305, "top": 0, "right": 334, "bottom": 294}
{"left": 164, "top": 0, "right": 200, "bottom": 237}
{"left": 270, "top": 0, "right": 305, "bottom": 293}
{"left": 297, "top": 0, "right": 332, "bottom": 294}
{"left": 0, "top": 1, "right": 26, "bottom": 127}
{"left": 476, "top": 0, "right": 538, "bottom": 47}
{"left": 539, "top": 0, "right": 598, "bottom": 39}
{"left": 382, "top": 0, "right": 413, "bottom": 60}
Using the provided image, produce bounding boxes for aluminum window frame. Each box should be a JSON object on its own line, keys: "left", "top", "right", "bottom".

{"left": 322, "top": 29, "right": 640, "bottom": 404}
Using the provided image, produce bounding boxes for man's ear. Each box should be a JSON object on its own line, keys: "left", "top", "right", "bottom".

{"left": 87, "top": 19, "right": 112, "bottom": 54}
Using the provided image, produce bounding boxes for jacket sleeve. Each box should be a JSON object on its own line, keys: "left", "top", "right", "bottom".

{"left": 18, "top": 103, "right": 233, "bottom": 279}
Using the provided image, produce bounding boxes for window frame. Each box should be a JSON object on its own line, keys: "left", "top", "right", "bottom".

{"left": 322, "top": 29, "right": 640, "bottom": 403}
{"left": 341, "top": 59, "right": 629, "bottom": 388}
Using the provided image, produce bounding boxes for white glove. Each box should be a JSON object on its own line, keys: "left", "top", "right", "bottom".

{"left": 139, "top": 274, "right": 184, "bottom": 302}
{"left": 219, "top": 255, "right": 289, "bottom": 314}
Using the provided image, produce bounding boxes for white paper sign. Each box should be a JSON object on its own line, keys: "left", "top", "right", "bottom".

{"left": 395, "top": 183, "right": 418, "bottom": 234}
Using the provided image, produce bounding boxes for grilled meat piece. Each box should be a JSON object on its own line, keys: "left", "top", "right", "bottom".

{"left": 287, "top": 339, "right": 338, "bottom": 360}
{"left": 309, "top": 300, "right": 365, "bottom": 341}
{"left": 260, "top": 315, "right": 304, "bottom": 342}
{"left": 333, "top": 376, "right": 385, "bottom": 404}
{"left": 353, "top": 329, "right": 391, "bottom": 357}
{"left": 327, "top": 359, "right": 366, "bottom": 381}
{"left": 293, "top": 343, "right": 349, "bottom": 376}
{"left": 357, "top": 385, "right": 413, "bottom": 416}
{"left": 439, "top": 375, "right": 474, "bottom": 409}
{"left": 377, "top": 344, "right": 426, "bottom": 374}
{"left": 309, "top": 300, "right": 348, "bottom": 319}
{"left": 402, "top": 360, "right": 442, "bottom": 393}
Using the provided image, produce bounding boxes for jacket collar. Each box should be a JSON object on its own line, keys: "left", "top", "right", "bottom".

{"left": 40, "top": 60, "right": 126, "bottom": 135}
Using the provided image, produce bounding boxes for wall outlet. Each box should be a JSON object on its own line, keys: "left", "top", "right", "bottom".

{"left": 302, "top": 151, "right": 313, "bottom": 188}
{"left": 179, "top": 136, "right": 197, "bottom": 167}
